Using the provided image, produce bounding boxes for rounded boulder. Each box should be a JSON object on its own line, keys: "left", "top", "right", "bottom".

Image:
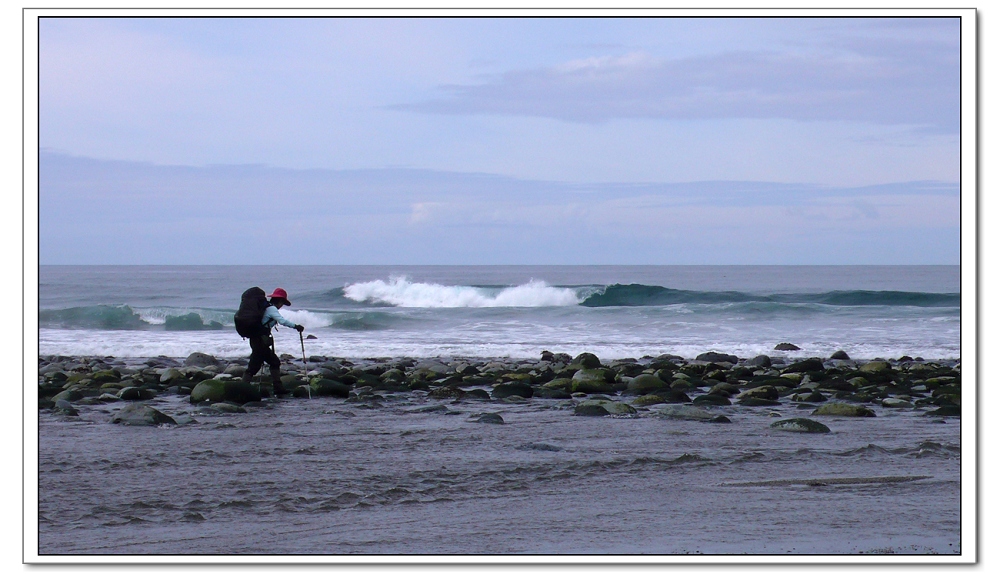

{"left": 111, "top": 403, "right": 177, "bottom": 426}
{"left": 812, "top": 402, "right": 876, "bottom": 417}
{"left": 571, "top": 369, "right": 616, "bottom": 394}
{"left": 184, "top": 352, "right": 219, "bottom": 367}
{"left": 492, "top": 381, "right": 533, "bottom": 399}
{"left": 190, "top": 379, "right": 262, "bottom": 405}
{"left": 770, "top": 418, "right": 831, "bottom": 433}
{"left": 626, "top": 373, "right": 668, "bottom": 395}
{"left": 570, "top": 352, "right": 603, "bottom": 370}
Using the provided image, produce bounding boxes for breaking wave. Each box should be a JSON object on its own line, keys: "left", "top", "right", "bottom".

{"left": 342, "top": 277, "right": 581, "bottom": 308}
{"left": 38, "top": 305, "right": 336, "bottom": 331}
{"left": 37, "top": 284, "right": 959, "bottom": 331}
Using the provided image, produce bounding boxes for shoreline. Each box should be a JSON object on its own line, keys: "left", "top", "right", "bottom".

{"left": 38, "top": 349, "right": 961, "bottom": 421}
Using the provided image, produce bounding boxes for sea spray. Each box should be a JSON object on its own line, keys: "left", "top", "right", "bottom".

{"left": 342, "top": 277, "right": 580, "bottom": 308}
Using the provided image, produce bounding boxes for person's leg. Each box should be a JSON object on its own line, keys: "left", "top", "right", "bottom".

{"left": 241, "top": 335, "right": 266, "bottom": 382}
{"left": 263, "top": 335, "right": 285, "bottom": 394}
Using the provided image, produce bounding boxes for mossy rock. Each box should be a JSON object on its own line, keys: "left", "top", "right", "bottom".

{"left": 859, "top": 361, "right": 892, "bottom": 374}
{"left": 708, "top": 383, "right": 740, "bottom": 396}
{"left": 91, "top": 369, "right": 122, "bottom": 384}
{"left": 573, "top": 403, "right": 609, "bottom": 417}
{"left": 110, "top": 403, "right": 177, "bottom": 426}
{"left": 492, "top": 381, "right": 533, "bottom": 399}
{"left": 819, "top": 378, "right": 857, "bottom": 393}
{"left": 280, "top": 374, "right": 308, "bottom": 389}
{"left": 184, "top": 352, "right": 220, "bottom": 367}
{"left": 657, "top": 406, "right": 718, "bottom": 422}
{"left": 571, "top": 369, "right": 615, "bottom": 394}
{"left": 50, "top": 387, "right": 85, "bottom": 403}
{"left": 116, "top": 386, "right": 156, "bottom": 401}
{"left": 574, "top": 400, "right": 636, "bottom": 416}
{"left": 429, "top": 385, "right": 466, "bottom": 400}
{"left": 159, "top": 368, "right": 184, "bottom": 384}
{"left": 782, "top": 358, "right": 825, "bottom": 373}
{"left": 627, "top": 374, "right": 667, "bottom": 395}
{"left": 54, "top": 400, "right": 79, "bottom": 416}
{"left": 812, "top": 402, "right": 876, "bottom": 417}
{"left": 38, "top": 385, "right": 65, "bottom": 398}
{"left": 380, "top": 368, "right": 407, "bottom": 384}
{"left": 569, "top": 352, "right": 603, "bottom": 370}
{"left": 669, "top": 379, "right": 694, "bottom": 391}
{"left": 790, "top": 390, "right": 827, "bottom": 403}
{"left": 308, "top": 378, "right": 351, "bottom": 398}
{"left": 770, "top": 418, "right": 831, "bottom": 433}
{"left": 691, "top": 394, "right": 731, "bottom": 406}
{"left": 925, "top": 405, "right": 960, "bottom": 417}
{"left": 190, "top": 380, "right": 262, "bottom": 405}
{"left": 631, "top": 394, "right": 666, "bottom": 406}
{"left": 476, "top": 413, "right": 505, "bottom": 425}
{"left": 532, "top": 387, "right": 571, "bottom": 399}
{"left": 738, "top": 385, "right": 779, "bottom": 401}
{"left": 881, "top": 397, "right": 915, "bottom": 409}
{"left": 351, "top": 374, "right": 382, "bottom": 388}
{"left": 541, "top": 377, "right": 574, "bottom": 391}
{"left": 63, "top": 373, "right": 91, "bottom": 385}
{"left": 655, "top": 389, "right": 692, "bottom": 403}
{"left": 739, "top": 397, "right": 782, "bottom": 407}
{"left": 696, "top": 351, "right": 739, "bottom": 364}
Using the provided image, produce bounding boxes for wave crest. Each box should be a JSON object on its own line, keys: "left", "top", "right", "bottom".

{"left": 342, "top": 277, "right": 581, "bottom": 308}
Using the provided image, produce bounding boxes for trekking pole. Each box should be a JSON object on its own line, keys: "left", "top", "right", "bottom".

{"left": 300, "top": 330, "right": 311, "bottom": 400}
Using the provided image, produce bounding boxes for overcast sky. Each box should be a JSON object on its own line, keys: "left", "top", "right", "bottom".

{"left": 38, "top": 16, "right": 961, "bottom": 264}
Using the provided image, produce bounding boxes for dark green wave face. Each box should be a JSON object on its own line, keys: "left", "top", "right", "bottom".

{"left": 804, "top": 290, "right": 960, "bottom": 307}
{"left": 38, "top": 305, "right": 149, "bottom": 330}
{"left": 163, "top": 313, "right": 224, "bottom": 331}
{"left": 580, "top": 284, "right": 960, "bottom": 308}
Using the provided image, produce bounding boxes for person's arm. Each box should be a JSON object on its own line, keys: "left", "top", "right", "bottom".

{"left": 263, "top": 305, "right": 298, "bottom": 329}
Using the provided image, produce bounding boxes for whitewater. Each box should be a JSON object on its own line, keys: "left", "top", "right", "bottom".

{"left": 37, "top": 265, "right": 961, "bottom": 361}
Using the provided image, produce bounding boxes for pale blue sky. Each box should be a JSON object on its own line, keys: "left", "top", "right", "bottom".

{"left": 38, "top": 16, "right": 961, "bottom": 264}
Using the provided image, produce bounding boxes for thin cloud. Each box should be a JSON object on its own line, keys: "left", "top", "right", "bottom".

{"left": 392, "top": 32, "right": 958, "bottom": 132}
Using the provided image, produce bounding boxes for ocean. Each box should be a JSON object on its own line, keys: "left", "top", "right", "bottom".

{"left": 38, "top": 265, "right": 961, "bottom": 361}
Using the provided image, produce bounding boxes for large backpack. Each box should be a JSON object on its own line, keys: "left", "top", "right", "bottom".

{"left": 234, "top": 287, "right": 270, "bottom": 338}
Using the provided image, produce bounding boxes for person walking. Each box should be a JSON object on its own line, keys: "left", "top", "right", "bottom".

{"left": 240, "top": 287, "right": 304, "bottom": 396}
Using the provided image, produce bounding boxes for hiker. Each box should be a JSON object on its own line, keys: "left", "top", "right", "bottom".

{"left": 237, "top": 287, "right": 304, "bottom": 395}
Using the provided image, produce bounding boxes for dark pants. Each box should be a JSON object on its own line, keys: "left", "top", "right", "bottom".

{"left": 244, "top": 334, "right": 282, "bottom": 388}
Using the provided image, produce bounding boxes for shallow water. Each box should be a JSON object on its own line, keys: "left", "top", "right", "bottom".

{"left": 37, "top": 390, "right": 961, "bottom": 555}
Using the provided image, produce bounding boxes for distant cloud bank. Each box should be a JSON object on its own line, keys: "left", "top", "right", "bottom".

{"left": 393, "top": 32, "right": 958, "bottom": 133}
{"left": 39, "top": 151, "right": 959, "bottom": 265}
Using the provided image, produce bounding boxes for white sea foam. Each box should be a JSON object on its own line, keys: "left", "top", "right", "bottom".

{"left": 128, "top": 306, "right": 332, "bottom": 329}
{"left": 342, "top": 277, "right": 581, "bottom": 308}
{"left": 276, "top": 309, "right": 335, "bottom": 330}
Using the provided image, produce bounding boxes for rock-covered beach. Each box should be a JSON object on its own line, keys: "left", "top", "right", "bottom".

{"left": 39, "top": 347, "right": 961, "bottom": 427}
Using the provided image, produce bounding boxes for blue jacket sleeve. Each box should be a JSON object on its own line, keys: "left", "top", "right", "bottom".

{"left": 262, "top": 305, "right": 297, "bottom": 329}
